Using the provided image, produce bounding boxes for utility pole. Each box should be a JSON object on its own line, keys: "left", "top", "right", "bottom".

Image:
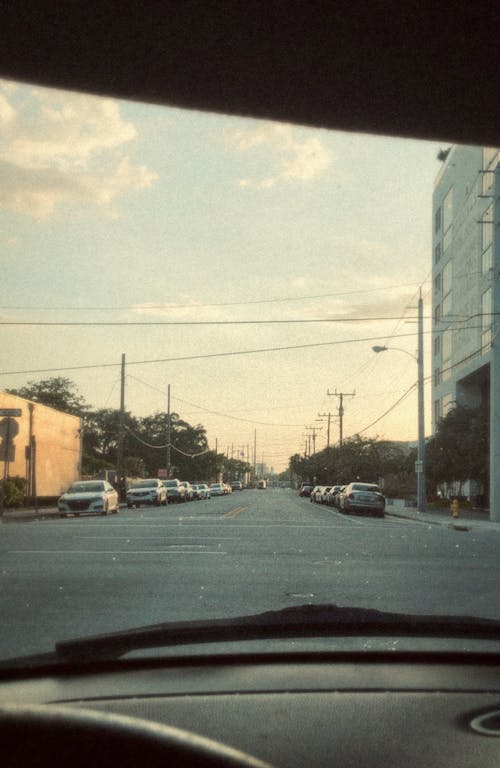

{"left": 305, "top": 425, "right": 322, "bottom": 455}
{"left": 166, "top": 384, "right": 171, "bottom": 478}
{"left": 317, "top": 412, "right": 334, "bottom": 447}
{"left": 116, "top": 353, "right": 125, "bottom": 498}
{"left": 417, "top": 289, "right": 426, "bottom": 513}
{"left": 327, "top": 389, "right": 355, "bottom": 448}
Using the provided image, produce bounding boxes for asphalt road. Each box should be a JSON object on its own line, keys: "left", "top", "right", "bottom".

{"left": 0, "top": 489, "right": 499, "bottom": 660}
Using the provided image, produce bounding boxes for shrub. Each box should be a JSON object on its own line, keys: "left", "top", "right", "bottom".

{"left": 0, "top": 476, "right": 26, "bottom": 508}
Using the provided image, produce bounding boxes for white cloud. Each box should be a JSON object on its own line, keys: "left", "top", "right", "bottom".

{"left": 0, "top": 81, "right": 157, "bottom": 216}
{"left": 226, "top": 121, "right": 331, "bottom": 188}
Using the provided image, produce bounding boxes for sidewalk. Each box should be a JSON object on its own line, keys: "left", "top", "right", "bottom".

{"left": 385, "top": 502, "right": 500, "bottom": 532}
{"left": 1, "top": 505, "right": 61, "bottom": 522}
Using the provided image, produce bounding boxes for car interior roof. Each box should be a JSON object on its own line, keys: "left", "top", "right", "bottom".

{"left": 1, "top": 2, "right": 499, "bottom": 147}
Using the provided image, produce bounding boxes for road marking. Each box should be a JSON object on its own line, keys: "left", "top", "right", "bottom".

{"left": 8, "top": 550, "right": 227, "bottom": 555}
{"left": 79, "top": 535, "right": 239, "bottom": 541}
{"left": 224, "top": 506, "right": 247, "bottom": 519}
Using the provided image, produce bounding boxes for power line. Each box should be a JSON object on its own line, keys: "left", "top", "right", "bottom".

{"left": 0, "top": 281, "right": 428, "bottom": 312}
{"left": 0, "top": 315, "right": 434, "bottom": 327}
{"left": 0, "top": 330, "right": 425, "bottom": 377}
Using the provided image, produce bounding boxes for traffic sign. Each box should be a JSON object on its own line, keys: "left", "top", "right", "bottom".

{"left": 0, "top": 409, "right": 22, "bottom": 417}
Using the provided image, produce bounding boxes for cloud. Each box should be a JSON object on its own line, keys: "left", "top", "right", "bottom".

{"left": 226, "top": 121, "right": 331, "bottom": 188}
{"left": 0, "top": 81, "right": 157, "bottom": 216}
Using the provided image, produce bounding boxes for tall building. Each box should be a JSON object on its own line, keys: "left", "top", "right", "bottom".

{"left": 432, "top": 146, "right": 500, "bottom": 520}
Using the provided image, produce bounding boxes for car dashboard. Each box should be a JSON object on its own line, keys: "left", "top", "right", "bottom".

{"left": 1, "top": 652, "right": 500, "bottom": 767}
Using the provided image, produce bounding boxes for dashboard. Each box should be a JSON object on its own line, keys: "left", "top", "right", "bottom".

{"left": 1, "top": 654, "right": 500, "bottom": 767}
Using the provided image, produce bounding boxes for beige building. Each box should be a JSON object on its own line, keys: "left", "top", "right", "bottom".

{"left": 0, "top": 391, "right": 82, "bottom": 499}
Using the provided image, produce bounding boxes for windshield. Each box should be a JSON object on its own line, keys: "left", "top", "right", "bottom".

{"left": 67, "top": 482, "right": 105, "bottom": 494}
{"left": 0, "top": 77, "right": 498, "bottom": 664}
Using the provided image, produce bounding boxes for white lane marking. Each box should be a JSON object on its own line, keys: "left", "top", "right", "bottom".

{"left": 79, "top": 535, "right": 239, "bottom": 541}
{"left": 7, "top": 550, "right": 227, "bottom": 555}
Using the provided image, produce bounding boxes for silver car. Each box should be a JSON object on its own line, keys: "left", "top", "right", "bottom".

{"left": 126, "top": 478, "right": 167, "bottom": 508}
{"left": 338, "top": 482, "right": 385, "bottom": 517}
{"left": 58, "top": 480, "right": 119, "bottom": 517}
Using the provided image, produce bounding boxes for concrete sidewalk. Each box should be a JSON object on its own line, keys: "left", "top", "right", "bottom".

{"left": 385, "top": 502, "right": 499, "bottom": 532}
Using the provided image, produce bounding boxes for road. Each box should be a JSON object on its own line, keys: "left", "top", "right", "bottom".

{"left": 0, "top": 489, "right": 498, "bottom": 660}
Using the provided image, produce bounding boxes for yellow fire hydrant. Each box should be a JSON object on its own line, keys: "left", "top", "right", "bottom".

{"left": 451, "top": 498, "right": 460, "bottom": 519}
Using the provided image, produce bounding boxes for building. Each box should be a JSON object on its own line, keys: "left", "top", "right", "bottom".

{"left": 431, "top": 146, "right": 500, "bottom": 520}
{"left": 0, "top": 391, "right": 82, "bottom": 500}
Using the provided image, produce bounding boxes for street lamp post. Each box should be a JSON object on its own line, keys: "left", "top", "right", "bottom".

{"left": 372, "top": 293, "right": 426, "bottom": 512}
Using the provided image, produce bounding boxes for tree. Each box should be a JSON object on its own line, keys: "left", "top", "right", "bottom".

{"left": 425, "top": 403, "right": 489, "bottom": 496}
{"left": 6, "top": 377, "right": 88, "bottom": 416}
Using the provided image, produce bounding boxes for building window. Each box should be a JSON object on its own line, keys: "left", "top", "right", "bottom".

{"left": 435, "top": 207, "right": 442, "bottom": 233}
{"left": 482, "top": 287, "right": 492, "bottom": 348}
{"left": 443, "top": 188, "right": 453, "bottom": 232}
{"left": 434, "top": 399, "right": 442, "bottom": 424}
{"left": 482, "top": 148, "right": 500, "bottom": 195}
{"left": 482, "top": 205, "right": 493, "bottom": 252}
{"left": 434, "top": 304, "right": 441, "bottom": 323}
{"left": 434, "top": 273, "right": 441, "bottom": 293}
{"left": 441, "top": 260, "right": 452, "bottom": 317}
{"left": 434, "top": 336, "right": 441, "bottom": 356}
{"left": 442, "top": 329, "right": 452, "bottom": 381}
{"left": 434, "top": 367, "right": 441, "bottom": 386}
{"left": 482, "top": 244, "right": 493, "bottom": 276}
{"left": 434, "top": 242, "right": 442, "bottom": 264}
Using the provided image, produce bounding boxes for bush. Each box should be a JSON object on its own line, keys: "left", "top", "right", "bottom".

{"left": 0, "top": 476, "right": 26, "bottom": 508}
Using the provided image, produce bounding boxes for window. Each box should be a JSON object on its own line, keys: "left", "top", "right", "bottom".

{"left": 482, "top": 244, "right": 493, "bottom": 276}
{"left": 482, "top": 287, "right": 492, "bottom": 348}
{"left": 482, "top": 148, "right": 500, "bottom": 195}
{"left": 434, "top": 273, "right": 441, "bottom": 293}
{"left": 441, "top": 261, "right": 452, "bottom": 317}
{"left": 434, "top": 242, "right": 442, "bottom": 264}
{"left": 434, "top": 335, "right": 441, "bottom": 356}
{"left": 435, "top": 206, "right": 442, "bottom": 233}
{"left": 441, "top": 328, "right": 452, "bottom": 381}
{"left": 482, "top": 205, "right": 493, "bottom": 252}
{"left": 434, "top": 398, "right": 442, "bottom": 423}
{"left": 434, "top": 367, "right": 441, "bottom": 386}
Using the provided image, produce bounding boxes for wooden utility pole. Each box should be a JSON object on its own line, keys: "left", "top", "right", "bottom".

{"left": 327, "top": 389, "right": 355, "bottom": 448}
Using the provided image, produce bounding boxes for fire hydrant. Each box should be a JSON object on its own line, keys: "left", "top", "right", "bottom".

{"left": 451, "top": 498, "right": 460, "bottom": 519}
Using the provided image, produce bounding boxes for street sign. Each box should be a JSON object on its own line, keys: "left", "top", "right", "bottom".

{"left": 414, "top": 460, "right": 423, "bottom": 472}
{"left": 0, "top": 409, "right": 22, "bottom": 417}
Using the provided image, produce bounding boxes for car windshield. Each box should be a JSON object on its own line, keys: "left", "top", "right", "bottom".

{"left": 67, "top": 482, "right": 105, "bottom": 494}
{"left": 0, "top": 76, "right": 499, "bottom": 665}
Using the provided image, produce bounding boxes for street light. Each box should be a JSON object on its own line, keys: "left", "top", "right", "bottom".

{"left": 372, "top": 293, "right": 426, "bottom": 513}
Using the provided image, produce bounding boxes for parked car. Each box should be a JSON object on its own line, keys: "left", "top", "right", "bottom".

{"left": 231, "top": 480, "right": 243, "bottom": 491}
{"left": 58, "top": 480, "right": 119, "bottom": 517}
{"left": 310, "top": 486, "right": 323, "bottom": 503}
{"left": 326, "top": 485, "right": 344, "bottom": 507}
{"left": 338, "top": 483, "right": 386, "bottom": 517}
{"left": 224, "top": 483, "right": 233, "bottom": 494}
{"left": 320, "top": 486, "right": 332, "bottom": 504}
{"left": 179, "top": 481, "right": 194, "bottom": 501}
{"left": 299, "top": 483, "right": 314, "bottom": 497}
{"left": 209, "top": 482, "right": 225, "bottom": 496}
{"left": 196, "top": 483, "right": 211, "bottom": 499}
{"left": 126, "top": 478, "right": 167, "bottom": 508}
{"left": 162, "top": 478, "right": 186, "bottom": 503}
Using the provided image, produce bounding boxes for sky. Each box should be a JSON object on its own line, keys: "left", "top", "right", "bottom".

{"left": 0, "top": 78, "right": 449, "bottom": 472}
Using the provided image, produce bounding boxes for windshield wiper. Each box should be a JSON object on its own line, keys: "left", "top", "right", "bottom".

{"left": 51, "top": 604, "right": 500, "bottom": 662}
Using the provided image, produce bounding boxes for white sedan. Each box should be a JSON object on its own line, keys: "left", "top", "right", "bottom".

{"left": 209, "top": 483, "right": 225, "bottom": 496}
{"left": 58, "top": 480, "right": 119, "bottom": 517}
{"left": 126, "top": 478, "right": 167, "bottom": 507}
